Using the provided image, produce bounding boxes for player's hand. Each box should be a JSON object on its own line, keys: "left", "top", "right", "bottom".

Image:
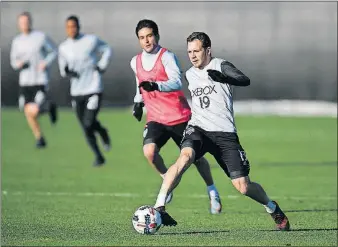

{"left": 17, "top": 61, "right": 30, "bottom": 70}
{"left": 207, "top": 69, "right": 227, "bottom": 84}
{"left": 65, "top": 65, "right": 80, "bottom": 79}
{"left": 139, "top": 81, "right": 159, "bottom": 92}
{"left": 95, "top": 65, "right": 105, "bottom": 74}
{"left": 133, "top": 102, "right": 144, "bottom": 122}
{"left": 38, "top": 61, "right": 47, "bottom": 71}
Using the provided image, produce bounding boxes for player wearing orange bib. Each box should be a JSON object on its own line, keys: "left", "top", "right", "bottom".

{"left": 130, "top": 19, "right": 222, "bottom": 214}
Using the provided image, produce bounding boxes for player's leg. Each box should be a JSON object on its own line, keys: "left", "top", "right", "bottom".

{"left": 89, "top": 94, "right": 111, "bottom": 151}
{"left": 231, "top": 175, "right": 290, "bottom": 230}
{"left": 154, "top": 146, "right": 195, "bottom": 226}
{"left": 194, "top": 157, "right": 222, "bottom": 214}
{"left": 38, "top": 88, "right": 58, "bottom": 125}
{"left": 143, "top": 122, "right": 174, "bottom": 203}
{"left": 171, "top": 124, "right": 222, "bottom": 214}
{"left": 143, "top": 122, "right": 170, "bottom": 176}
{"left": 48, "top": 100, "right": 58, "bottom": 125}
{"left": 82, "top": 94, "right": 106, "bottom": 166}
{"left": 214, "top": 132, "right": 290, "bottom": 231}
{"left": 20, "top": 86, "right": 47, "bottom": 148}
{"left": 23, "top": 103, "right": 46, "bottom": 148}
{"left": 154, "top": 125, "right": 206, "bottom": 226}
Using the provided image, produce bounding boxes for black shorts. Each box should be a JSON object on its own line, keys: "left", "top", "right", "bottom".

{"left": 19, "top": 85, "right": 48, "bottom": 111}
{"left": 181, "top": 125, "right": 250, "bottom": 179}
{"left": 19, "top": 85, "right": 46, "bottom": 104}
{"left": 72, "top": 93, "right": 102, "bottom": 127}
{"left": 143, "top": 121, "right": 187, "bottom": 149}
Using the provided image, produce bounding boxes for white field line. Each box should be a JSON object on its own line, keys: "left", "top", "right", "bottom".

{"left": 2, "top": 190, "right": 336, "bottom": 201}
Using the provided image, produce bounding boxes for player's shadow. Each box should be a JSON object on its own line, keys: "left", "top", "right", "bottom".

{"left": 158, "top": 229, "right": 229, "bottom": 235}
{"left": 284, "top": 209, "right": 337, "bottom": 213}
{"left": 226, "top": 209, "right": 337, "bottom": 214}
{"left": 159, "top": 228, "right": 338, "bottom": 235}
{"left": 209, "top": 161, "right": 337, "bottom": 168}
{"left": 259, "top": 228, "right": 338, "bottom": 232}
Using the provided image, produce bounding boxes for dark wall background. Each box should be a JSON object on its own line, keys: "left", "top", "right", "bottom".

{"left": 1, "top": 2, "right": 337, "bottom": 107}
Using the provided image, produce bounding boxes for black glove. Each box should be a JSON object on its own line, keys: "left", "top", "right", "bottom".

{"left": 139, "top": 81, "right": 159, "bottom": 92}
{"left": 95, "top": 65, "right": 105, "bottom": 74}
{"left": 65, "top": 65, "right": 80, "bottom": 79}
{"left": 133, "top": 102, "right": 144, "bottom": 122}
{"left": 20, "top": 62, "right": 30, "bottom": 70}
{"left": 207, "top": 69, "right": 227, "bottom": 84}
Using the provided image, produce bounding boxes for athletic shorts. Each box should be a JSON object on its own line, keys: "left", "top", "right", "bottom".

{"left": 143, "top": 121, "right": 187, "bottom": 150}
{"left": 18, "top": 85, "right": 48, "bottom": 111}
{"left": 181, "top": 125, "right": 250, "bottom": 179}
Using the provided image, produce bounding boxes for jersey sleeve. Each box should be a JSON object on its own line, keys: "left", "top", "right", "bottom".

{"left": 58, "top": 45, "right": 67, "bottom": 78}
{"left": 42, "top": 34, "right": 58, "bottom": 67}
{"left": 220, "top": 61, "right": 250, "bottom": 86}
{"left": 95, "top": 36, "right": 112, "bottom": 71}
{"left": 10, "top": 38, "right": 20, "bottom": 70}
{"left": 156, "top": 50, "right": 182, "bottom": 92}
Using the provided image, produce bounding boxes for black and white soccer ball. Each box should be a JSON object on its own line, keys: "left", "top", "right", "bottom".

{"left": 132, "top": 205, "right": 162, "bottom": 234}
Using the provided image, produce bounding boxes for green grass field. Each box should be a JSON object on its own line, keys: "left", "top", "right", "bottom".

{"left": 1, "top": 109, "right": 337, "bottom": 246}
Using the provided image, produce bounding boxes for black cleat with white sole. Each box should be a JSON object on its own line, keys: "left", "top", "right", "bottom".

{"left": 156, "top": 206, "right": 177, "bottom": 227}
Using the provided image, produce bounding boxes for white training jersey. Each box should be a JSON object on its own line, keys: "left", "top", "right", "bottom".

{"left": 58, "top": 33, "right": 112, "bottom": 96}
{"left": 186, "top": 57, "right": 236, "bottom": 133}
{"left": 10, "top": 30, "right": 57, "bottom": 86}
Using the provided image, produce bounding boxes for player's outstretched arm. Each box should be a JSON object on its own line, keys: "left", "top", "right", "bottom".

{"left": 208, "top": 61, "right": 250, "bottom": 86}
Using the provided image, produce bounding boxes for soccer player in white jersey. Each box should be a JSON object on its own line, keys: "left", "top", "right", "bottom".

{"left": 130, "top": 19, "right": 222, "bottom": 213}
{"left": 58, "top": 16, "right": 112, "bottom": 166}
{"left": 153, "top": 32, "right": 290, "bottom": 231}
{"left": 10, "top": 12, "right": 58, "bottom": 148}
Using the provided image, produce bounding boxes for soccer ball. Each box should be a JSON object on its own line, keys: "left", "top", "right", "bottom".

{"left": 132, "top": 205, "right": 162, "bottom": 234}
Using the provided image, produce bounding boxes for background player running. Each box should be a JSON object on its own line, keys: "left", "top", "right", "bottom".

{"left": 10, "top": 12, "right": 58, "bottom": 148}
{"left": 58, "top": 15, "right": 112, "bottom": 166}
{"left": 131, "top": 19, "right": 221, "bottom": 213}
{"left": 153, "top": 32, "right": 290, "bottom": 231}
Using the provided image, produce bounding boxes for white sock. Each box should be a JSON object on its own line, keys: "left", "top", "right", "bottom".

{"left": 207, "top": 184, "right": 218, "bottom": 197}
{"left": 154, "top": 192, "right": 167, "bottom": 209}
{"left": 160, "top": 173, "right": 165, "bottom": 179}
{"left": 263, "top": 201, "right": 276, "bottom": 213}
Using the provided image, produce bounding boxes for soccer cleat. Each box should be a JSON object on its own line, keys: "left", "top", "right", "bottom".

{"left": 270, "top": 201, "right": 290, "bottom": 231}
{"left": 100, "top": 128, "right": 111, "bottom": 151}
{"left": 93, "top": 156, "right": 105, "bottom": 167}
{"left": 155, "top": 206, "right": 177, "bottom": 227}
{"left": 49, "top": 103, "right": 58, "bottom": 125}
{"left": 36, "top": 137, "right": 47, "bottom": 149}
{"left": 210, "top": 194, "right": 222, "bottom": 214}
{"left": 165, "top": 192, "right": 173, "bottom": 204}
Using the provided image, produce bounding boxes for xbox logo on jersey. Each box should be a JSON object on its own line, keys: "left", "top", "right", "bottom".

{"left": 191, "top": 85, "right": 217, "bottom": 97}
